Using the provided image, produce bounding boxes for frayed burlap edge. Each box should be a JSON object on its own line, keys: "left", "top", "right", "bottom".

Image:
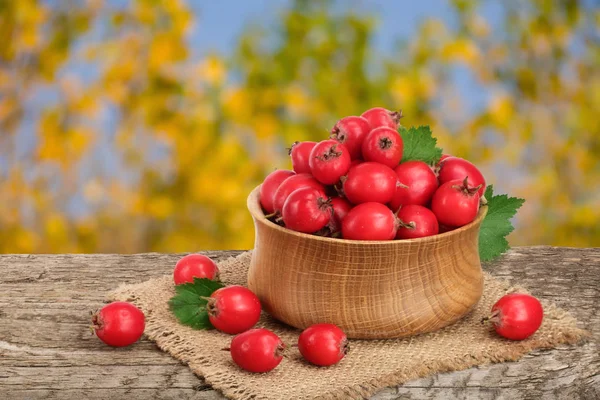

{"left": 109, "top": 251, "right": 590, "bottom": 400}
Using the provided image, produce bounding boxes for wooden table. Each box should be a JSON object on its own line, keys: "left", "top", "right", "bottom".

{"left": 1, "top": 246, "right": 598, "bottom": 399}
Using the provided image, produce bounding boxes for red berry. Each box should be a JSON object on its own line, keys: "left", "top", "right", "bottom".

{"left": 489, "top": 293, "right": 544, "bottom": 341}
{"left": 361, "top": 127, "right": 403, "bottom": 168}
{"left": 342, "top": 162, "right": 398, "bottom": 205}
{"left": 439, "top": 154, "right": 453, "bottom": 163}
{"left": 298, "top": 323, "right": 348, "bottom": 367}
{"left": 350, "top": 158, "right": 363, "bottom": 168}
{"left": 289, "top": 141, "right": 317, "bottom": 174}
{"left": 342, "top": 202, "right": 398, "bottom": 240}
{"left": 173, "top": 254, "right": 219, "bottom": 285}
{"left": 361, "top": 107, "right": 402, "bottom": 130}
{"left": 207, "top": 286, "right": 261, "bottom": 334}
{"left": 323, "top": 184, "right": 339, "bottom": 198}
{"left": 395, "top": 205, "right": 439, "bottom": 239}
{"left": 439, "top": 224, "right": 455, "bottom": 233}
{"left": 282, "top": 187, "right": 332, "bottom": 233}
{"left": 92, "top": 302, "right": 145, "bottom": 347}
{"left": 330, "top": 116, "right": 371, "bottom": 160}
{"left": 389, "top": 161, "right": 438, "bottom": 211}
{"left": 272, "top": 174, "right": 325, "bottom": 215}
{"left": 309, "top": 140, "right": 351, "bottom": 185}
{"left": 438, "top": 157, "right": 486, "bottom": 197}
{"left": 328, "top": 196, "right": 352, "bottom": 233}
{"left": 260, "top": 169, "right": 295, "bottom": 214}
{"left": 431, "top": 178, "right": 481, "bottom": 227}
{"left": 230, "top": 328, "right": 285, "bottom": 373}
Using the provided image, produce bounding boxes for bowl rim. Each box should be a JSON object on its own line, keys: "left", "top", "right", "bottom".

{"left": 247, "top": 185, "right": 488, "bottom": 245}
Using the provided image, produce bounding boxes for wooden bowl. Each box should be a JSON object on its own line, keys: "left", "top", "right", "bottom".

{"left": 246, "top": 186, "right": 487, "bottom": 339}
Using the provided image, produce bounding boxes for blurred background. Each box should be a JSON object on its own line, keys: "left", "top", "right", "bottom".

{"left": 0, "top": 0, "right": 598, "bottom": 253}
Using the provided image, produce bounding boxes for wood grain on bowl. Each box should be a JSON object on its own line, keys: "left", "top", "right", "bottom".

{"left": 246, "top": 186, "right": 488, "bottom": 339}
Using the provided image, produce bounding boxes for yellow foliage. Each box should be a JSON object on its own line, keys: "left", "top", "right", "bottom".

{"left": 488, "top": 95, "right": 514, "bottom": 129}
{"left": 15, "top": 0, "right": 47, "bottom": 50}
{"left": 134, "top": 1, "right": 157, "bottom": 25}
{"left": 0, "top": 96, "right": 17, "bottom": 122}
{"left": 0, "top": 0, "right": 598, "bottom": 253}
{"left": 253, "top": 114, "right": 279, "bottom": 139}
{"left": 38, "top": 115, "right": 93, "bottom": 168}
{"left": 147, "top": 196, "right": 175, "bottom": 220}
{"left": 390, "top": 77, "right": 414, "bottom": 105}
{"left": 468, "top": 15, "right": 490, "bottom": 38}
{"left": 391, "top": 72, "right": 435, "bottom": 105}
{"left": 284, "top": 85, "right": 309, "bottom": 116}
{"left": 164, "top": 0, "right": 193, "bottom": 35}
{"left": 149, "top": 33, "right": 187, "bottom": 70}
{"left": 45, "top": 214, "right": 68, "bottom": 243}
{"left": 14, "top": 229, "right": 38, "bottom": 253}
{"left": 571, "top": 206, "right": 600, "bottom": 228}
{"left": 441, "top": 38, "right": 481, "bottom": 65}
{"left": 198, "top": 55, "right": 226, "bottom": 85}
{"left": 222, "top": 87, "right": 252, "bottom": 121}
{"left": 105, "top": 58, "right": 137, "bottom": 85}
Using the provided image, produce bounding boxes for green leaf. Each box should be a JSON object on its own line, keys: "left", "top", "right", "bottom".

{"left": 399, "top": 125, "right": 443, "bottom": 165}
{"left": 479, "top": 185, "right": 525, "bottom": 262}
{"left": 168, "top": 278, "right": 225, "bottom": 329}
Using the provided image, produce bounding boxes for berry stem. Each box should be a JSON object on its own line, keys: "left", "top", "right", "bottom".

{"left": 462, "top": 176, "right": 470, "bottom": 189}
{"left": 379, "top": 136, "right": 393, "bottom": 150}
{"left": 390, "top": 110, "right": 403, "bottom": 125}
{"left": 286, "top": 141, "right": 299, "bottom": 156}
{"left": 471, "top": 184, "right": 483, "bottom": 195}
{"left": 330, "top": 126, "right": 345, "bottom": 142}
{"left": 451, "top": 176, "right": 481, "bottom": 196}
{"left": 91, "top": 313, "right": 103, "bottom": 330}
{"left": 317, "top": 144, "right": 343, "bottom": 161}
{"left": 275, "top": 343, "right": 286, "bottom": 358}
{"left": 396, "top": 218, "right": 415, "bottom": 230}
{"left": 481, "top": 309, "right": 501, "bottom": 325}
{"left": 340, "top": 338, "right": 350, "bottom": 355}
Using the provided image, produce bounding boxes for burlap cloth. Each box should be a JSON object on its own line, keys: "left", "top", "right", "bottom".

{"left": 109, "top": 251, "right": 587, "bottom": 400}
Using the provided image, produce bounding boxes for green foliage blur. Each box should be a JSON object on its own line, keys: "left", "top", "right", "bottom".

{"left": 0, "top": 0, "right": 598, "bottom": 253}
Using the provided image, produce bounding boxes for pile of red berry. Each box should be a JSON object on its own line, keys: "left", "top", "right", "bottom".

{"left": 259, "top": 107, "right": 487, "bottom": 240}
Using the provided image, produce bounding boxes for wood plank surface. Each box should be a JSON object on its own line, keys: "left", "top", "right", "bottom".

{"left": 0, "top": 247, "right": 598, "bottom": 399}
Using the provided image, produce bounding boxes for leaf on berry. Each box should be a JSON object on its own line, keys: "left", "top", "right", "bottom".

{"left": 398, "top": 125, "right": 443, "bottom": 165}
{"left": 168, "top": 278, "right": 225, "bottom": 329}
{"left": 479, "top": 185, "right": 525, "bottom": 262}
